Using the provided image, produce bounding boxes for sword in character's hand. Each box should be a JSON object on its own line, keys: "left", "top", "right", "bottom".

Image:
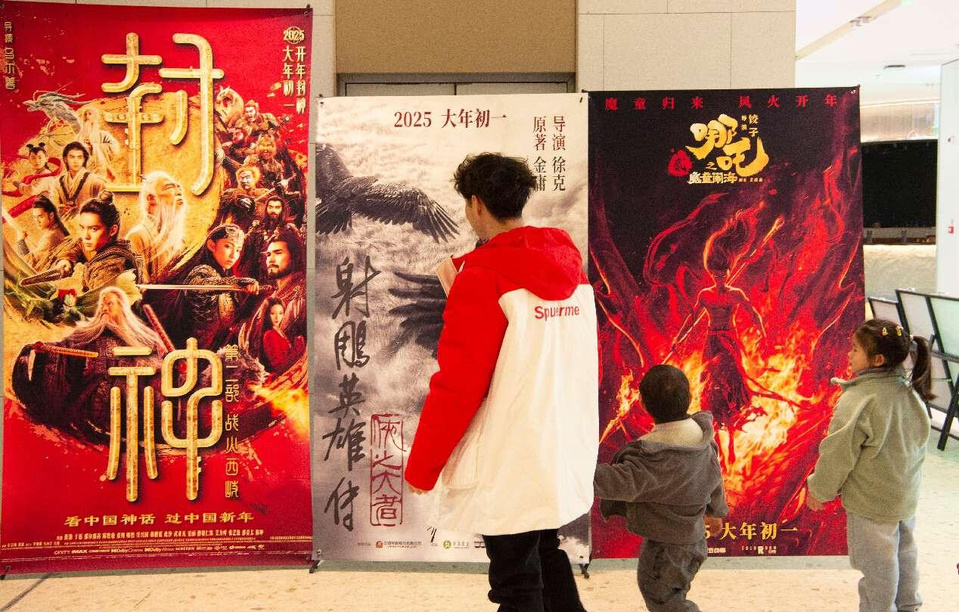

{"left": 30, "top": 342, "right": 98, "bottom": 358}
{"left": 137, "top": 283, "right": 274, "bottom": 292}
{"left": 18, "top": 267, "right": 68, "bottom": 287}
{"left": 26, "top": 343, "right": 98, "bottom": 381}
{"left": 2, "top": 206, "right": 22, "bottom": 229}
{"left": 141, "top": 303, "right": 176, "bottom": 353}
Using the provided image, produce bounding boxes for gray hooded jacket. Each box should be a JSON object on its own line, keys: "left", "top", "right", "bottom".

{"left": 594, "top": 411, "right": 728, "bottom": 545}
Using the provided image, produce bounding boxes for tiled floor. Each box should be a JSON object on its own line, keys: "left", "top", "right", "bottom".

{"left": 2, "top": 439, "right": 958, "bottom": 611}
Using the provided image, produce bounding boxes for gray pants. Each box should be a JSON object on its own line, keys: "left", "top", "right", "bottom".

{"left": 847, "top": 512, "right": 922, "bottom": 612}
{"left": 636, "top": 538, "right": 707, "bottom": 612}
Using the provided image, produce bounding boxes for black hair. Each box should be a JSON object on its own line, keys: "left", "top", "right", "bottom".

{"left": 263, "top": 298, "right": 284, "bottom": 332}
{"left": 854, "top": 319, "right": 934, "bottom": 400}
{"left": 639, "top": 364, "right": 692, "bottom": 423}
{"left": 265, "top": 224, "right": 304, "bottom": 275}
{"left": 453, "top": 153, "right": 536, "bottom": 220}
{"left": 78, "top": 191, "right": 120, "bottom": 230}
{"left": 170, "top": 224, "right": 243, "bottom": 277}
{"left": 262, "top": 196, "right": 288, "bottom": 232}
{"left": 32, "top": 194, "right": 70, "bottom": 237}
{"left": 62, "top": 141, "right": 90, "bottom": 166}
{"left": 207, "top": 223, "right": 243, "bottom": 243}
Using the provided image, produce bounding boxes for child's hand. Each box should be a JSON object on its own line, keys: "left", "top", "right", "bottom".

{"left": 806, "top": 495, "right": 825, "bottom": 511}
{"left": 704, "top": 515, "right": 723, "bottom": 537}
{"left": 408, "top": 484, "right": 429, "bottom": 495}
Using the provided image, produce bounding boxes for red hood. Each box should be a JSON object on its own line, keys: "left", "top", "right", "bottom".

{"left": 452, "top": 226, "right": 585, "bottom": 301}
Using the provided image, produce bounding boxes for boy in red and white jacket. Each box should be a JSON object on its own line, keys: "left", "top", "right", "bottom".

{"left": 405, "top": 153, "right": 598, "bottom": 611}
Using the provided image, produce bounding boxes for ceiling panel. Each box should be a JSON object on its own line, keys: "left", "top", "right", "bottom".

{"left": 796, "top": 0, "right": 959, "bottom": 104}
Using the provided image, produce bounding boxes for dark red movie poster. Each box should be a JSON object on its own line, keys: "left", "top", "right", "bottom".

{"left": 589, "top": 88, "right": 862, "bottom": 557}
{"left": 1, "top": 1, "right": 312, "bottom": 572}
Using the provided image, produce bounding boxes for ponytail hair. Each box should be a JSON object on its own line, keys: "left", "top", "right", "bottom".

{"left": 32, "top": 195, "right": 70, "bottom": 237}
{"left": 910, "top": 335, "right": 935, "bottom": 401}
{"left": 854, "top": 318, "right": 936, "bottom": 401}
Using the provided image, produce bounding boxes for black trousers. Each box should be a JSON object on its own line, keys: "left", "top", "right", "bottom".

{"left": 482, "top": 529, "right": 587, "bottom": 612}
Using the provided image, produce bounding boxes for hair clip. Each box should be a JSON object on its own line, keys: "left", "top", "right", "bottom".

{"left": 896, "top": 325, "right": 903, "bottom": 336}
{"left": 881, "top": 327, "right": 889, "bottom": 336}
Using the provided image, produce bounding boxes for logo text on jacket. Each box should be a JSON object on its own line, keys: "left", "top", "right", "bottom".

{"left": 534, "top": 305, "right": 581, "bottom": 322}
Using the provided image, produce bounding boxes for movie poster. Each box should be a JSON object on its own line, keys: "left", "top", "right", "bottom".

{"left": 1, "top": 2, "right": 312, "bottom": 572}
{"left": 313, "top": 94, "right": 590, "bottom": 562}
{"left": 589, "top": 88, "right": 862, "bottom": 557}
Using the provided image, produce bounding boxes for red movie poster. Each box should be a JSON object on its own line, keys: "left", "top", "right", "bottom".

{"left": 1, "top": 1, "right": 312, "bottom": 572}
{"left": 589, "top": 88, "right": 863, "bottom": 557}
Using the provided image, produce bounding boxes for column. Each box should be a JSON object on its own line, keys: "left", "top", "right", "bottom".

{"left": 938, "top": 60, "right": 958, "bottom": 295}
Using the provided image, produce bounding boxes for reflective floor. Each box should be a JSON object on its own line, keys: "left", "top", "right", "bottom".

{"left": 2, "top": 438, "right": 957, "bottom": 612}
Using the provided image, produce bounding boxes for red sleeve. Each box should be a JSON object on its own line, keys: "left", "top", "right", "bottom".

{"left": 262, "top": 329, "right": 290, "bottom": 370}
{"left": 404, "top": 267, "right": 508, "bottom": 491}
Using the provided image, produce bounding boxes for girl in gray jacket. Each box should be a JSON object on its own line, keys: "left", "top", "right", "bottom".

{"left": 807, "top": 318, "right": 934, "bottom": 612}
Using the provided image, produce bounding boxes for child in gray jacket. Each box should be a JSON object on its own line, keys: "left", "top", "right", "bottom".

{"left": 595, "top": 364, "right": 728, "bottom": 612}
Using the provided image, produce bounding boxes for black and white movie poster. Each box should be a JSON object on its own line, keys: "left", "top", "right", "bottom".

{"left": 312, "top": 94, "right": 589, "bottom": 561}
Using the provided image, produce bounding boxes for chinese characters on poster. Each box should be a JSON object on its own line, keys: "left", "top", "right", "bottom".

{"left": 1, "top": 1, "right": 312, "bottom": 573}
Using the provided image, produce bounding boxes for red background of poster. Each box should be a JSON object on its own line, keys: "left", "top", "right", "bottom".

{"left": 1, "top": 2, "right": 311, "bottom": 162}
{"left": 1, "top": 405, "right": 312, "bottom": 573}
{"left": 1, "top": 1, "right": 312, "bottom": 573}
{"left": 588, "top": 88, "right": 862, "bottom": 558}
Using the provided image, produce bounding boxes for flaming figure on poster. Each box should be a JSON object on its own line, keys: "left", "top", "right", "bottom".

{"left": 590, "top": 91, "right": 862, "bottom": 557}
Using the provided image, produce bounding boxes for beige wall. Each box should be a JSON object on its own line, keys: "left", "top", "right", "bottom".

{"left": 578, "top": 0, "right": 796, "bottom": 91}
{"left": 18, "top": 1, "right": 797, "bottom": 95}
{"left": 336, "top": 0, "right": 576, "bottom": 74}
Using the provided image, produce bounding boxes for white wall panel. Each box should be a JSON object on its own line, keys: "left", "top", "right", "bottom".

{"left": 604, "top": 13, "right": 732, "bottom": 89}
